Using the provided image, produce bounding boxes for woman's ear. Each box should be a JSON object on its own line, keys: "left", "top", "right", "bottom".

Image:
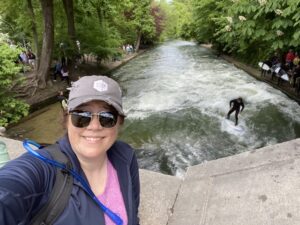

{"left": 62, "top": 112, "right": 69, "bottom": 129}
{"left": 118, "top": 116, "right": 125, "bottom": 125}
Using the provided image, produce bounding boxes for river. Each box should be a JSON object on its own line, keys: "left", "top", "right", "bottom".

{"left": 7, "top": 40, "right": 300, "bottom": 176}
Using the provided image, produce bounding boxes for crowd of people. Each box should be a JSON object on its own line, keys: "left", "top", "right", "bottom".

{"left": 260, "top": 49, "right": 300, "bottom": 94}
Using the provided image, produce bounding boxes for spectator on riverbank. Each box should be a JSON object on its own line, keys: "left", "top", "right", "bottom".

{"left": 285, "top": 49, "right": 295, "bottom": 70}
{"left": 19, "top": 51, "right": 28, "bottom": 64}
{"left": 292, "top": 64, "right": 300, "bottom": 88}
{"left": 125, "top": 44, "right": 134, "bottom": 54}
{"left": 27, "top": 50, "right": 36, "bottom": 69}
{"left": 293, "top": 52, "right": 300, "bottom": 67}
{"left": 61, "top": 65, "right": 70, "bottom": 86}
{"left": 260, "top": 52, "right": 281, "bottom": 77}
{"left": 53, "top": 60, "right": 62, "bottom": 81}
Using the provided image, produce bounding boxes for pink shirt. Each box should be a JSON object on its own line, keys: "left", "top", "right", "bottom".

{"left": 97, "top": 160, "right": 128, "bottom": 225}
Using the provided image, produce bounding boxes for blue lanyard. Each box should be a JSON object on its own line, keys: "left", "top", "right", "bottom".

{"left": 23, "top": 139, "right": 123, "bottom": 225}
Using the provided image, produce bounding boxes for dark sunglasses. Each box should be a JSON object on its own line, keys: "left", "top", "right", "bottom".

{"left": 69, "top": 111, "right": 118, "bottom": 128}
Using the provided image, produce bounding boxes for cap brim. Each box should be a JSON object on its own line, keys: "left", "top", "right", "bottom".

{"left": 68, "top": 96, "right": 125, "bottom": 116}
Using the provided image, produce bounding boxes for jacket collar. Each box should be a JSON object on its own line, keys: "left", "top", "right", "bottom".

{"left": 57, "top": 134, "right": 82, "bottom": 174}
{"left": 57, "top": 134, "right": 133, "bottom": 170}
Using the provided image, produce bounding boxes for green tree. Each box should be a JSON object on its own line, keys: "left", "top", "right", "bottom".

{"left": 126, "top": 0, "right": 156, "bottom": 51}
{"left": 159, "top": 0, "right": 193, "bottom": 40}
{"left": 187, "top": 0, "right": 300, "bottom": 63}
{"left": 0, "top": 43, "right": 29, "bottom": 127}
{"left": 76, "top": 0, "right": 123, "bottom": 62}
{"left": 0, "top": 0, "right": 164, "bottom": 93}
{"left": 25, "top": 0, "right": 40, "bottom": 70}
{"left": 151, "top": 2, "right": 166, "bottom": 42}
{"left": 61, "top": 0, "right": 77, "bottom": 77}
{"left": 190, "top": 0, "right": 221, "bottom": 44}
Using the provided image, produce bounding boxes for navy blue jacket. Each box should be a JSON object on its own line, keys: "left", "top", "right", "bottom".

{"left": 0, "top": 136, "right": 140, "bottom": 225}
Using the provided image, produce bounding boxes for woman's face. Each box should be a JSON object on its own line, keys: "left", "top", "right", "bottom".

{"left": 67, "top": 100, "right": 122, "bottom": 161}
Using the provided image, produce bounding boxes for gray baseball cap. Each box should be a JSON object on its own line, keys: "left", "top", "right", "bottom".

{"left": 68, "top": 75, "right": 125, "bottom": 116}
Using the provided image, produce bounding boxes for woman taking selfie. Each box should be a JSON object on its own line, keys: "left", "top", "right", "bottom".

{"left": 0, "top": 75, "right": 140, "bottom": 225}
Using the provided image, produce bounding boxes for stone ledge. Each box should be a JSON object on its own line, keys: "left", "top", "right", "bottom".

{"left": 168, "top": 138, "right": 300, "bottom": 225}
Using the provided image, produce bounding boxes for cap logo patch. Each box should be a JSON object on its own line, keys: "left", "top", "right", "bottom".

{"left": 93, "top": 80, "right": 108, "bottom": 92}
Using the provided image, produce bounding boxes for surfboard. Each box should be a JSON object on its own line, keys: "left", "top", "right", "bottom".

{"left": 274, "top": 67, "right": 281, "bottom": 73}
{"left": 225, "top": 119, "right": 243, "bottom": 132}
{"left": 222, "top": 118, "right": 245, "bottom": 135}
{"left": 258, "top": 62, "right": 270, "bottom": 71}
{"left": 281, "top": 74, "right": 289, "bottom": 81}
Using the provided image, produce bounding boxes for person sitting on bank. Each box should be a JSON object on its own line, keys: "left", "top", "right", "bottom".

{"left": 61, "top": 65, "right": 70, "bottom": 85}
{"left": 227, "top": 97, "right": 244, "bottom": 126}
{"left": 27, "top": 50, "right": 36, "bottom": 69}
{"left": 285, "top": 49, "right": 295, "bottom": 70}
{"left": 53, "top": 60, "right": 62, "bottom": 81}
{"left": 292, "top": 64, "right": 300, "bottom": 89}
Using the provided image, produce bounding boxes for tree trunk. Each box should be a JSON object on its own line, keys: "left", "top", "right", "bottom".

{"left": 135, "top": 29, "right": 142, "bottom": 52}
{"left": 26, "top": 0, "right": 40, "bottom": 70}
{"left": 62, "top": 0, "right": 76, "bottom": 43}
{"left": 62, "top": 0, "right": 77, "bottom": 78}
{"left": 90, "top": 1, "right": 103, "bottom": 27}
{"left": 36, "top": 0, "right": 54, "bottom": 88}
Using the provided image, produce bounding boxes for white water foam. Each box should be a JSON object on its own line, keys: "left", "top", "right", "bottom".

{"left": 113, "top": 40, "right": 300, "bottom": 175}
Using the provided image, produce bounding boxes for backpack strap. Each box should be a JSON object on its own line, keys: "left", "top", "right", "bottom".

{"left": 30, "top": 144, "right": 74, "bottom": 225}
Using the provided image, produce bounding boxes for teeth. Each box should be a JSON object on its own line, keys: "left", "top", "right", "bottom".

{"left": 85, "top": 137, "right": 101, "bottom": 141}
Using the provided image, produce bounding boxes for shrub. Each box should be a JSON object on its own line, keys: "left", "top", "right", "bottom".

{"left": 0, "top": 42, "right": 29, "bottom": 127}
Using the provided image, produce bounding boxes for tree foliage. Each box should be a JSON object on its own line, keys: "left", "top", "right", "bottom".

{"left": 0, "top": 0, "right": 161, "bottom": 86}
{"left": 0, "top": 43, "right": 29, "bottom": 127}
{"left": 0, "top": 0, "right": 165, "bottom": 126}
{"left": 151, "top": 3, "right": 166, "bottom": 42}
{"left": 187, "top": 0, "right": 300, "bottom": 64}
{"left": 159, "top": 0, "right": 193, "bottom": 40}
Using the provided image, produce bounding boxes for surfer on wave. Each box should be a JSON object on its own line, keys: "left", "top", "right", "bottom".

{"left": 227, "top": 97, "right": 244, "bottom": 126}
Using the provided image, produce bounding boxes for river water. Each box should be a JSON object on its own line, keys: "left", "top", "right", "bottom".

{"left": 7, "top": 40, "right": 300, "bottom": 176}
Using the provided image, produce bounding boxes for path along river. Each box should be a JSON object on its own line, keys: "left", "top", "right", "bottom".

{"left": 7, "top": 40, "right": 300, "bottom": 176}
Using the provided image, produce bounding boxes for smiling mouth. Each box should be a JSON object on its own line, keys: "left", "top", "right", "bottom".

{"left": 84, "top": 136, "right": 103, "bottom": 142}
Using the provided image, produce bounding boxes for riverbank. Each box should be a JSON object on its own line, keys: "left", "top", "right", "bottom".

{"left": 20, "top": 51, "right": 144, "bottom": 112}
{"left": 200, "top": 44, "right": 300, "bottom": 104}
{"left": 21, "top": 45, "right": 300, "bottom": 117}
{"left": 221, "top": 55, "right": 300, "bottom": 103}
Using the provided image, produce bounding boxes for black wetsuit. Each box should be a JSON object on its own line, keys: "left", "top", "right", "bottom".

{"left": 227, "top": 99, "right": 244, "bottom": 125}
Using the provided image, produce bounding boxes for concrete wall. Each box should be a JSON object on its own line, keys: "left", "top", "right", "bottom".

{"left": 168, "top": 138, "right": 300, "bottom": 225}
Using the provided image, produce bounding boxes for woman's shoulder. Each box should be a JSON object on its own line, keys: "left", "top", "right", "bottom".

{"left": 1, "top": 149, "right": 56, "bottom": 179}
{"left": 0, "top": 149, "right": 56, "bottom": 202}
